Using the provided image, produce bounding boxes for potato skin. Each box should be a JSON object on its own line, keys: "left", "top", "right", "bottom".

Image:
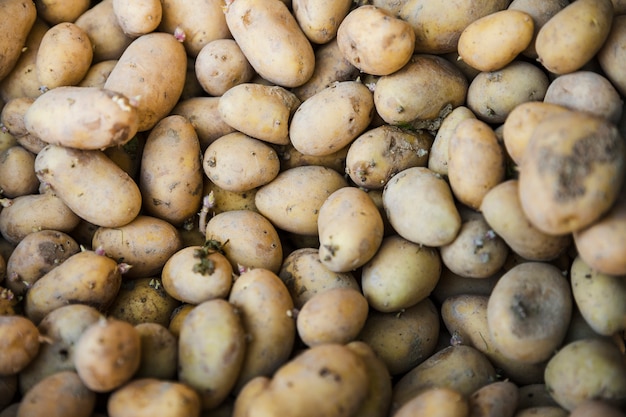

{"left": 467, "top": 380, "right": 519, "bottom": 417}
{"left": 293, "top": 0, "right": 352, "bottom": 44}
{"left": 0, "top": 145, "right": 39, "bottom": 198}
{"left": 195, "top": 39, "right": 255, "bottom": 97}
{"left": 395, "top": 387, "right": 469, "bottom": 417}
{"left": 0, "top": 0, "right": 37, "bottom": 80}
{"left": 598, "top": 15, "right": 626, "bottom": 97}
{"left": 112, "top": 0, "right": 162, "bottom": 37}
{"left": 0, "top": 315, "right": 40, "bottom": 376}
{"left": 134, "top": 323, "right": 177, "bottom": 380}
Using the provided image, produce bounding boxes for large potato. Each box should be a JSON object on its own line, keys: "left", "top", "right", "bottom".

{"left": 0, "top": 0, "right": 37, "bottom": 81}
{"left": 293, "top": 0, "right": 352, "bottom": 44}
{"left": 0, "top": 315, "right": 40, "bottom": 376}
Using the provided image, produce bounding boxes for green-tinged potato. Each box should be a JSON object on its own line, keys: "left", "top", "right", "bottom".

{"left": 431, "top": 267, "right": 500, "bottom": 305}
{"left": 178, "top": 299, "right": 246, "bottom": 410}
{"left": 36, "top": 22, "right": 93, "bottom": 89}
{"left": 544, "top": 339, "right": 626, "bottom": 411}
{"left": 74, "top": 318, "right": 141, "bottom": 392}
{"left": 345, "top": 341, "right": 392, "bottom": 417}
{"left": 107, "top": 378, "right": 201, "bottom": 417}
{"left": 25, "top": 86, "right": 138, "bottom": 150}
{"left": 536, "top": 0, "right": 613, "bottom": 75}
{"left": 92, "top": 215, "right": 182, "bottom": 278}
{"left": 35, "top": 144, "right": 142, "bottom": 228}
{"left": 428, "top": 106, "right": 475, "bottom": 177}
{"left": 468, "top": 381, "right": 519, "bottom": 417}
{"left": 171, "top": 97, "right": 236, "bottom": 151}
{"left": 112, "top": 0, "right": 162, "bottom": 37}
{"left": 255, "top": 165, "right": 348, "bottom": 235}
{"left": 569, "top": 400, "right": 626, "bottom": 417}
{"left": 358, "top": 298, "right": 440, "bottom": 376}
{"left": 0, "top": 375, "right": 16, "bottom": 410}
{"left": 518, "top": 111, "right": 626, "bottom": 235}
{"left": 202, "top": 179, "right": 258, "bottom": 215}
{"left": 18, "top": 304, "right": 102, "bottom": 395}
{"left": 34, "top": 0, "right": 91, "bottom": 25}
{"left": 466, "top": 61, "right": 550, "bottom": 124}
{"left": 104, "top": 32, "right": 186, "bottom": 131}
{"left": 317, "top": 187, "right": 384, "bottom": 272}
{"left": 139, "top": 115, "right": 203, "bottom": 226}
{"left": 218, "top": 83, "right": 301, "bottom": 146}
{"left": 514, "top": 406, "right": 569, "bottom": 417}
{"left": 481, "top": 180, "right": 572, "bottom": 261}
{"left": 517, "top": 384, "right": 560, "bottom": 410}
{"left": 373, "top": 54, "right": 468, "bottom": 126}
{"left": 337, "top": 5, "right": 415, "bottom": 76}
{"left": 195, "top": 39, "right": 255, "bottom": 97}
{"left": 598, "top": 15, "right": 626, "bottom": 96}
{"left": 458, "top": 10, "right": 534, "bottom": 72}
{"left": 293, "top": 0, "right": 352, "bottom": 44}
{"left": 134, "top": 323, "right": 177, "bottom": 380}
{"left": 290, "top": 81, "right": 374, "bottom": 156}
{"left": 203, "top": 132, "right": 281, "bottom": 192}
{"left": 345, "top": 125, "right": 433, "bottom": 189}
{"left": 570, "top": 256, "right": 626, "bottom": 336}
{"left": 24, "top": 250, "right": 122, "bottom": 324}
{"left": 225, "top": 0, "right": 314, "bottom": 87}
{"left": 228, "top": 268, "right": 296, "bottom": 391}
{"left": 78, "top": 60, "right": 117, "bottom": 88}
{"left": 16, "top": 371, "right": 95, "bottom": 417}
{"left": 0, "top": 192, "right": 81, "bottom": 245}
{"left": 0, "top": 146, "right": 38, "bottom": 198}
{"left": 391, "top": 345, "right": 497, "bottom": 414}
{"left": 238, "top": 344, "right": 369, "bottom": 417}
{"left": 487, "top": 262, "right": 572, "bottom": 364}
{"left": 0, "top": 0, "right": 37, "bottom": 81}
{"left": 395, "top": 387, "right": 469, "bottom": 417}
{"left": 361, "top": 235, "right": 441, "bottom": 313}
{"left": 0, "top": 315, "right": 40, "bottom": 376}
{"left": 383, "top": 167, "right": 461, "bottom": 247}
{"left": 278, "top": 247, "right": 360, "bottom": 309}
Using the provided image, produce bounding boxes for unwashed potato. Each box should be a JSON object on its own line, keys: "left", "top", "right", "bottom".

{"left": 77, "top": 59, "right": 117, "bottom": 88}
{"left": 195, "top": 39, "right": 255, "bottom": 97}
{"left": 134, "top": 323, "right": 178, "bottom": 380}
{"left": 598, "top": 15, "right": 626, "bottom": 96}
{"left": 34, "top": 0, "right": 91, "bottom": 25}
{"left": 468, "top": 380, "right": 519, "bottom": 417}
{"left": 293, "top": 0, "right": 352, "bottom": 44}
{"left": 170, "top": 97, "right": 236, "bottom": 151}
{"left": 0, "top": 0, "right": 37, "bottom": 81}
{"left": 0, "top": 315, "right": 40, "bottom": 376}
{"left": 112, "top": 0, "right": 162, "bottom": 37}
{"left": 0, "top": 146, "right": 39, "bottom": 198}
{"left": 395, "top": 387, "right": 469, "bottom": 417}
{"left": 202, "top": 179, "right": 258, "bottom": 215}
{"left": 428, "top": 106, "right": 476, "bottom": 177}
{"left": 508, "top": 0, "right": 569, "bottom": 59}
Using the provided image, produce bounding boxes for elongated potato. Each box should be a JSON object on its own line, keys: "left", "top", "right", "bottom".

{"left": 0, "top": 0, "right": 37, "bottom": 80}
{"left": 428, "top": 106, "right": 476, "bottom": 176}
{"left": 598, "top": 15, "right": 626, "bottom": 97}
{"left": 0, "top": 315, "right": 40, "bottom": 376}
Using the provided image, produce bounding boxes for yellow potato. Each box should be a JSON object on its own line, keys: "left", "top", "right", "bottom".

{"left": 170, "top": 97, "right": 236, "bottom": 151}
{"left": 0, "top": 145, "right": 39, "bottom": 198}
{"left": 202, "top": 178, "right": 258, "bottom": 215}
{"left": 598, "top": 15, "right": 626, "bottom": 97}
{"left": 112, "top": 0, "right": 162, "bottom": 37}
{"left": 0, "top": 0, "right": 37, "bottom": 81}
{"left": 428, "top": 106, "right": 476, "bottom": 177}
{"left": 34, "top": 0, "right": 91, "bottom": 25}
{"left": 395, "top": 387, "right": 469, "bottom": 417}
{"left": 467, "top": 381, "right": 519, "bottom": 417}
{"left": 0, "top": 315, "right": 40, "bottom": 376}
{"left": 195, "top": 39, "right": 255, "bottom": 97}
{"left": 293, "top": 0, "right": 352, "bottom": 44}
{"left": 77, "top": 60, "right": 118, "bottom": 88}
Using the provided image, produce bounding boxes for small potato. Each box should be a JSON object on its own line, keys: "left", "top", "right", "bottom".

{"left": 0, "top": 146, "right": 39, "bottom": 198}
{"left": 77, "top": 60, "right": 117, "bottom": 88}
{"left": 203, "top": 132, "right": 281, "bottom": 192}
{"left": 225, "top": 0, "right": 314, "bottom": 87}
{"left": 34, "top": 0, "right": 91, "bottom": 25}
{"left": 598, "top": 15, "right": 626, "bottom": 97}
{"left": 293, "top": 0, "right": 352, "bottom": 44}
{"left": 289, "top": 81, "right": 374, "bottom": 156}
{"left": 487, "top": 262, "right": 572, "bottom": 364}
{"left": 35, "top": 144, "right": 142, "bottom": 228}
{"left": 317, "top": 187, "right": 384, "bottom": 272}
{"left": 361, "top": 235, "right": 441, "bottom": 313}
{"left": 170, "top": 97, "right": 236, "bottom": 151}
{"left": 0, "top": 0, "right": 37, "bottom": 81}
{"left": 218, "top": 83, "right": 301, "bottom": 146}
{"left": 337, "top": 5, "right": 415, "bottom": 76}
{"left": 428, "top": 106, "right": 476, "bottom": 177}
{"left": 107, "top": 378, "right": 201, "bottom": 417}
{"left": 468, "top": 381, "right": 519, "bottom": 417}
{"left": 195, "top": 39, "right": 255, "bottom": 97}
{"left": 0, "top": 315, "right": 40, "bottom": 376}
{"left": 134, "top": 323, "right": 177, "bottom": 380}
{"left": 278, "top": 142, "right": 349, "bottom": 174}
{"left": 535, "top": 0, "right": 614, "bottom": 74}
{"left": 36, "top": 22, "right": 93, "bottom": 89}
{"left": 112, "top": 0, "right": 162, "bottom": 37}
{"left": 74, "top": 318, "right": 141, "bottom": 392}
{"left": 458, "top": 10, "right": 534, "bottom": 72}
{"left": 16, "top": 371, "right": 95, "bottom": 417}
{"left": 395, "top": 387, "right": 469, "bottom": 417}
{"left": 255, "top": 165, "right": 348, "bottom": 236}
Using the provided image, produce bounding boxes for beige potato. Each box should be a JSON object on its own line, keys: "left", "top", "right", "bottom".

{"left": 0, "top": 0, "right": 37, "bottom": 81}
{"left": 535, "top": 0, "right": 614, "bottom": 74}
{"left": 202, "top": 179, "right": 258, "bottom": 215}
{"left": 395, "top": 387, "right": 469, "bottom": 417}
{"left": 195, "top": 39, "right": 255, "bottom": 97}
{"left": 458, "top": 10, "right": 534, "bottom": 72}
{"left": 170, "top": 96, "right": 235, "bottom": 151}
{"left": 278, "top": 142, "right": 349, "bottom": 174}
{"left": 293, "top": 0, "right": 352, "bottom": 44}
{"left": 289, "top": 81, "right": 374, "bottom": 156}
{"left": 225, "top": 0, "right": 314, "bottom": 87}
{"left": 468, "top": 380, "right": 519, "bottom": 417}
{"left": 34, "top": 0, "right": 91, "bottom": 24}
{"left": 598, "top": 15, "right": 626, "bottom": 96}
{"left": 133, "top": 323, "right": 177, "bottom": 380}
{"left": 112, "top": 0, "right": 162, "bottom": 37}
{"left": 0, "top": 146, "right": 38, "bottom": 198}
{"left": 569, "top": 400, "right": 626, "bottom": 417}
{"left": 77, "top": 60, "right": 117, "bottom": 88}
{"left": 428, "top": 106, "right": 476, "bottom": 177}
{"left": 0, "top": 315, "right": 40, "bottom": 376}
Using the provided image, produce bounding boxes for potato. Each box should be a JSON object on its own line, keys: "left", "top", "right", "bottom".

{"left": 104, "top": 32, "right": 186, "bottom": 131}
{"left": 466, "top": 61, "right": 550, "bottom": 124}
{"left": 1, "top": 97, "right": 34, "bottom": 140}
{"left": 34, "top": 0, "right": 90, "bottom": 24}
{"left": 278, "top": 142, "right": 349, "bottom": 174}
{"left": 458, "top": 10, "right": 534, "bottom": 72}
{"left": 0, "top": 315, "right": 40, "bottom": 376}
{"left": 0, "top": 375, "right": 16, "bottom": 411}
{"left": 517, "top": 384, "right": 560, "bottom": 410}
{"left": 167, "top": 303, "right": 194, "bottom": 338}
{"left": 514, "top": 406, "right": 569, "bottom": 417}
{"left": 25, "top": 86, "right": 139, "bottom": 150}
{"left": 133, "top": 323, "right": 177, "bottom": 380}
{"left": 487, "top": 262, "right": 572, "bottom": 364}
{"left": 336, "top": 5, "right": 415, "bottom": 76}
{"left": 0, "top": 146, "right": 38, "bottom": 198}
{"left": 107, "top": 378, "right": 201, "bottom": 417}
{"left": 34, "top": 144, "right": 142, "bottom": 228}
{"left": 16, "top": 371, "right": 95, "bottom": 417}
{"left": 225, "top": 0, "right": 314, "bottom": 87}
{"left": 289, "top": 81, "right": 374, "bottom": 156}
{"left": 232, "top": 376, "right": 270, "bottom": 417}
{"left": 255, "top": 165, "right": 348, "bottom": 236}
{"left": 395, "top": 387, "right": 469, "bottom": 417}
{"left": 178, "top": 299, "right": 246, "bottom": 410}
{"left": 317, "top": 186, "right": 384, "bottom": 272}
{"left": 293, "top": 0, "right": 352, "bottom": 44}
{"left": 195, "top": 39, "right": 255, "bottom": 97}
{"left": 518, "top": 111, "right": 626, "bottom": 235}
{"left": 373, "top": 54, "right": 468, "bottom": 126}
{"left": 570, "top": 400, "right": 626, "bottom": 417}
{"left": 74, "top": 317, "right": 141, "bottom": 392}
{"left": 202, "top": 179, "right": 258, "bottom": 216}
{"left": 171, "top": 97, "right": 236, "bottom": 151}
{"left": 544, "top": 338, "right": 626, "bottom": 411}
{"left": 203, "top": 132, "right": 281, "bottom": 192}
{"left": 431, "top": 267, "right": 500, "bottom": 305}
{"left": 24, "top": 250, "right": 122, "bottom": 324}
{"left": 0, "top": 0, "right": 37, "bottom": 81}
{"left": 0, "top": 192, "right": 81, "bottom": 245}
{"left": 218, "top": 83, "right": 301, "bottom": 146}
{"left": 228, "top": 268, "right": 296, "bottom": 391}
{"left": 77, "top": 59, "right": 117, "bottom": 88}
{"left": 428, "top": 106, "right": 475, "bottom": 177}
{"left": 535, "top": 0, "right": 614, "bottom": 74}
{"left": 237, "top": 344, "right": 369, "bottom": 417}
{"left": 598, "top": 15, "right": 626, "bottom": 97}
{"left": 358, "top": 298, "right": 440, "bottom": 375}
{"left": 112, "top": 0, "right": 162, "bottom": 37}
{"left": 570, "top": 255, "right": 626, "bottom": 336}
{"left": 345, "top": 341, "right": 392, "bottom": 417}
{"left": 468, "top": 381, "right": 519, "bottom": 417}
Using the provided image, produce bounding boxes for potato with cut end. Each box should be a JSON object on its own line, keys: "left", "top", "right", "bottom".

{"left": 0, "top": 315, "right": 40, "bottom": 376}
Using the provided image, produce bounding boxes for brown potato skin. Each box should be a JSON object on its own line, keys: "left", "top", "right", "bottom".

{"left": 0, "top": 145, "right": 39, "bottom": 198}
{"left": 395, "top": 387, "right": 469, "bottom": 417}
{"left": 0, "top": 0, "right": 37, "bottom": 80}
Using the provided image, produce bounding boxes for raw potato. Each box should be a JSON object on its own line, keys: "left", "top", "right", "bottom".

{"left": 195, "top": 39, "right": 255, "bottom": 97}
{"left": 34, "top": 144, "right": 142, "bottom": 228}
{"left": 428, "top": 106, "right": 476, "bottom": 176}
{"left": 112, "top": 0, "right": 162, "bottom": 37}
{"left": 598, "top": 15, "right": 626, "bottom": 96}
{"left": 468, "top": 381, "right": 519, "bottom": 417}
{"left": 395, "top": 387, "right": 469, "bottom": 417}
{"left": 170, "top": 97, "right": 236, "bottom": 151}
{"left": 225, "top": 0, "right": 315, "bottom": 87}
{"left": 515, "top": 406, "right": 568, "bottom": 417}
{"left": 535, "top": 0, "right": 614, "bottom": 74}
{"left": 77, "top": 60, "right": 117, "bottom": 88}
{"left": 431, "top": 269, "right": 500, "bottom": 305}
{"left": 133, "top": 323, "right": 177, "bottom": 380}
{"left": 25, "top": 86, "right": 139, "bottom": 150}
{"left": 293, "top": 0, "right": 352, "bottom": 44}
{"left": 570, "top": 400, "right": 626, "bottom": 417}
{"left": 0, "top": 375, "right": 16, "bottom": 410}
{"left": 336, "top": 5, "right": 415, "bottom": 76}
{"left": 202, "top": 179, "right": 258, "bottom": 215}
{"left": 0, "top": 145, "right": 39, "bottom": 198}
{"left": 34, "top": 0, "right": 91, "bottom": 24}
{"left": 0, "top": 0, "right": 37, "bottom": 80}
{"left": 0, "top": 315, "right": 40, "bottom": 376}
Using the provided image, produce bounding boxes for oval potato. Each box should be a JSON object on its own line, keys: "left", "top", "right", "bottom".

{"left": 293, "top": 0, "right": 352, "bottom": 44}
{"left": 0, "top": 315, "right": 40, "bottom": 376}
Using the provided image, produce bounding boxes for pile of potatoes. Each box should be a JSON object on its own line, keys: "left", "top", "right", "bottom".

{"left": 0, "top": 0, "right": 626, "bottom": 416}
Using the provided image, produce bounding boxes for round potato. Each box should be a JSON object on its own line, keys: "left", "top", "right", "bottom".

{"left": 293, "top": 0, "right": 352, "bottom": 44}
{"left": 0, "top": 145, "right": 39, "bottom": 198}
{"left": 0, "top": 315, "right": 40, "bottom": 376}
{"left": 195, "top": 39, "right": 255, "bottom": 97}
{"left": 112, "top": 0, "right": 162, "bottom": 37}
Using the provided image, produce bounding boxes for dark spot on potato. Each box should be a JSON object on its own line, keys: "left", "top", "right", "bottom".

{"left": 319, "top": 366, "right": 341, "bottom": 382}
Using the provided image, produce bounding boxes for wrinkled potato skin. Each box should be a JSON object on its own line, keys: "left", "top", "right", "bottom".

{"left": 0, "top": 315, "right": 40, "bottom": 376}
{"left": 0, "top": 0, "right": 37, "bottom": 80}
